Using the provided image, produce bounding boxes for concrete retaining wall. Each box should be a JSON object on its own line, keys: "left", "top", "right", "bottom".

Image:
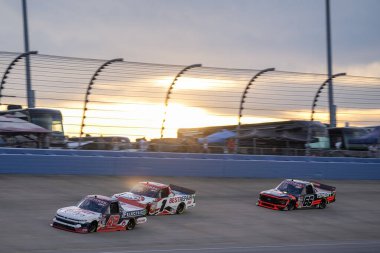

{"left": 0, "top": 148, "right": 379, "bottom": 179}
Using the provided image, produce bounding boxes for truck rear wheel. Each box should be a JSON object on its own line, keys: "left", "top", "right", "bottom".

{"left": 319, "top": 199, "right": 327, "bottom": 209}
{"left": 176, "top": 203, "right": 185, "bottom": 214}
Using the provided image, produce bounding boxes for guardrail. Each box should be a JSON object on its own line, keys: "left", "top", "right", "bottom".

{"left": 1, "top": 148, "right": 379, "bottom": 179}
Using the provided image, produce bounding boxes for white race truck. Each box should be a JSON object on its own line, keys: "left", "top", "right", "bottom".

{"left": 52, "top": 194, "right": 147, "bottom": 233}
{"left": 113, "top": 181, "right": 196, "bottom": 215}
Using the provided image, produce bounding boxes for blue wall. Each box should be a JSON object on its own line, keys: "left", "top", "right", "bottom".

{"left": 0, "top": 148, "right": 379, "bottom": 179}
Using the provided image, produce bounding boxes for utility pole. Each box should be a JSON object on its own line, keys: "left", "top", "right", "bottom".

{"left": 325, "top": 0, "right": 335, "bottom": 127}
{"left": 22, "top": 0, "right": 35, "bottom": 108}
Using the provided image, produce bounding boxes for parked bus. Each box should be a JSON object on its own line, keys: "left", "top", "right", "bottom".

{"left": 0, "top": 106, "right": 66, "bottom": 147}
{"left": 328, "top": 127, "right": 371, "bottom": 150}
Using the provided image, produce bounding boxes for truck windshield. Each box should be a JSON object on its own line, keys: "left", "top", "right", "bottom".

{"left": 130, "top": 184, "right": 159, "bottom": 198}
{"left": 30, "top": 112, "right": 63, "bottom": 133}
{"left": 78, "top": 197, "right": 109, "bottom": 214}
{"left": 277, "top": 181, "right": 304, "bottom": 195}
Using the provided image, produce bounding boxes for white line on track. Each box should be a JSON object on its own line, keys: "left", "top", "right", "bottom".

{"left": 90, "top": 241, "right": 380, "bottom": 253}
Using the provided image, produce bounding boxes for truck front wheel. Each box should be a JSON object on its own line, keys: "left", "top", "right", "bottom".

{"left": 88, "top": 221, "right": 98, "bottom": 233}
{"left": 176, "top": 203, "right": 185, "bottom": 214}
{"left": 286, "top": 201, "right": 295, "bottom": 211}
{"left": 126, "top": 219, "right": 136, "bottom": 230}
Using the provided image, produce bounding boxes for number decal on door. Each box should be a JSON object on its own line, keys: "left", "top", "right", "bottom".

{"left": 106, "top": 215, "right": 120, "bottom": 227}
{"left": 159, "top": 199, "right": 167, "bottom": 212}
{"left": 303, "top": 195, "right": 315, "bottom": 207}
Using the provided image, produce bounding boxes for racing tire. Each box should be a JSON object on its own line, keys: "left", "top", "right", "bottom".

{"left": 88, "top": 221, "right": 98, "bottom": 233}
{"left": 126, "top": 219, "right": 136, "bottom": 230}
{"left": 319, "top": 199, "right": 327, "bottom": 209}
{"left": 176, "top": 203, "right": 185, "bottom": 214}
{"left": 286, "top": 201, "right": 295, "bottom": 211}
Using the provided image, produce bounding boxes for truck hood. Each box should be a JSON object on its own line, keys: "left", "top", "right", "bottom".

{"left": 56, "top": 206, "right": 101, "bottom": 222}
{"left": 261, "top": 189, "right": 292, "bottom": 198}
{"left": 113, "top": 192, "right": 155, "bottom": 208}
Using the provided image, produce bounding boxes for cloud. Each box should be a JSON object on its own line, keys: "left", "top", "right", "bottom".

{"left": 337, "top": 62, "right": 380, "bottom": 78}
{"left": 1, "top": 0, "right": 379, "bottom": 76}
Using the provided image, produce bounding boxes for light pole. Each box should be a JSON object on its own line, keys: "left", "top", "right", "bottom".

{"left": 22, "top": 0, "right": 35, "bottom": 108}
{"left": 325, "top": 0, "right": 335, "bottom": 127}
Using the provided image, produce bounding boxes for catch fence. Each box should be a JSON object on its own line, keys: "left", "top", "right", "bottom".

{"left": 0, "top": 51, "right": 379, "bottom": 156}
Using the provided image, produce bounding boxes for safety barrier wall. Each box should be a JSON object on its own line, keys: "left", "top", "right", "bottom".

{"left": 0, "top": 148, "right": 379, "bottom": 179}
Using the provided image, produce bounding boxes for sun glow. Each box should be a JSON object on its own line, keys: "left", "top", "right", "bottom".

{"left": 163, "top": 103, "right": 234, "bottom": 137}
{"left": 59, "top": 100, "right": 286, "bottom": 141}
{"left": 154, "top": 76, "right": 238, "bottom": 91}
{"left": 48, "top": 87, "right": 380, "bottom": 141}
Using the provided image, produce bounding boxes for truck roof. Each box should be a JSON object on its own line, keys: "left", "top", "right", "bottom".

{"left": 285, "top": 179, "right": 310, "bottom": 185}
{"left": 86, "top": 195, "right": 114, "bottom": 202}
{"left": 138, "top": 181, "right": 168, "bottom": 189}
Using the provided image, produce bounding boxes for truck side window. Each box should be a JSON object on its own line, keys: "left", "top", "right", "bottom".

{"left": 306, "top": 185, "right": 314, "bottom": 194}
{"left": 160, "top": 188, "right": 170, "bottom": 198}
{"left": 110, "top": 202, "right": 119, "bottom": 214}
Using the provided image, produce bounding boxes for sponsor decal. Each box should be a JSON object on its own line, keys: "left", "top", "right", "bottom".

{"left": 169, "top": 195, "right": 193, "bottom": 204}
{"left": 136, "top": 217, "right": 147, "bottom": 224}
{"left": 120, "top": 219, "right": 128, "bottom": 227}
{"left": 90, "top": 198, "right": 109, "bottom": 206}
{"left": 62, "top": 207, "right": 96, "bottom": 216}
{"left": 123, "top": 193, "right": 145, "bottom": 201}
{"left": 145, "top": 184, "right": 162, "bottom": 191}
{"left": 288, "top": 181, "right": 304, "bottom": 188}
{"left": 125, "top": 210, "right": 145, "bottom": 217}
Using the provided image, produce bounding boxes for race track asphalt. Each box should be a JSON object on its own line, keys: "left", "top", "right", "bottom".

{"left": 0, "top": 175, "right": 379, "bottom": 253}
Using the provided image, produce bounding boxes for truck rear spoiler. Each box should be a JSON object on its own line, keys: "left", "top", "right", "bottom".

{"left": 311, "top": 181, "right": 336, "bottom": 191}
{"left": 169, "top": 184, "right": 196, "bottom": 195}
